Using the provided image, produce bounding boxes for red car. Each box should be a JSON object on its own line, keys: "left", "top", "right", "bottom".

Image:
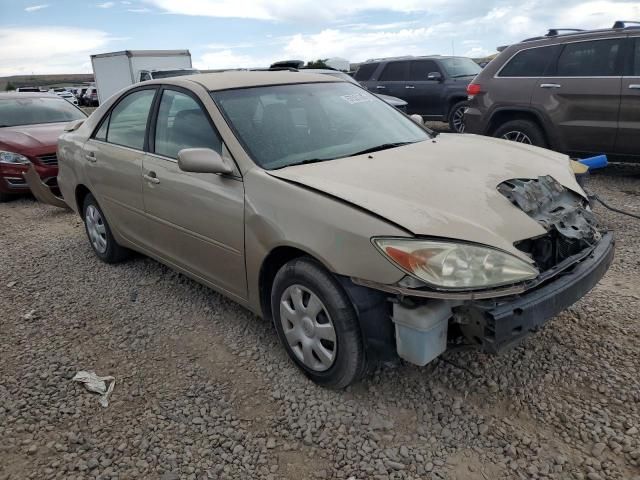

{"left": 0, "top": 92, "right": 86, "bottom": 202}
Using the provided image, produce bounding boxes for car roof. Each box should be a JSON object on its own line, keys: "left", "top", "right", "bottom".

{"left": 178, "top": 71, "right": 338, "bottom": 91}
{"left": 0, "top": 92, "right": 60, "bottom": 99}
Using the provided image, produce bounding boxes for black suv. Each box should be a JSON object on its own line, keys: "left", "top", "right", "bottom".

{"left": 465, "top": 21, "right": 640, "bottom": 161}
{"left": 354, "top": 56, "right": 482, "bottom": 132}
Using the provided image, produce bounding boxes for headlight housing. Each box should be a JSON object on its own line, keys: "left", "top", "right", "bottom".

{"left": 0, "top": 151, "right": 29, "bottom": 165}
{"left": 374, "top": 238, "right": 539, "bottom": 289}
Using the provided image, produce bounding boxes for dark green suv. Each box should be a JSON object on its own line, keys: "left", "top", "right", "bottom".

{"left": 465, "top": 21, "right": 640, "bottom": 161}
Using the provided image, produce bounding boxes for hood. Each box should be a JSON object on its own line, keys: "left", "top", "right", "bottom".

{"left": 376, "top": 94, "right": 407, "bottom": 106}
{"left": 268, "top": 133, "right": 584, "bottom": 262}
{"left": 0, "top": 123, "right": 67, "bottom": 152}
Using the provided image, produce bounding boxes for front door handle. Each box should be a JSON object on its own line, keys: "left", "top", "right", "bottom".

{"left": 629, "top": 84, "right": 640, "bottom": 90}
{"left": 143, "top": 172, "right": 160, "bottom": 184}
{"left": 405, "top": 85, "right": 415, "bottom": 89}
{"left": 540, "top": 83, "right": 562, "bottom": 89}
{"left": 85, "top": 152, "right": 96, "bottom": 163}
{"left": 375, "top": 85, "right": 386, "bottom": 89}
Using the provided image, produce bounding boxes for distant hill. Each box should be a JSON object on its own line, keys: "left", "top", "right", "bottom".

{"left": 1, "top": 74, "right": 94, "bottom": 91}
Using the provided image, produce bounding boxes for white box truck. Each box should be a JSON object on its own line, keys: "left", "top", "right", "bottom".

{"left": 90, "top": 50, "right": 197, "bottom": 104}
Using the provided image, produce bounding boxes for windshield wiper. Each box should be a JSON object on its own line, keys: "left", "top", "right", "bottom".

{"left": 347, "top": 142, "right": 416, "bottom": 157}
{"left": 273, "top": 158, "right": 332, "bottom": 169}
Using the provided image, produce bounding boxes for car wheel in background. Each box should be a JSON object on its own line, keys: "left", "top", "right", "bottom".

{"left": 448, "top": 101, "right": 468, "bottom": 133}
{"left": 493, "top": 119, "right": 547, "bottom": 148}
{"left": 82, "top": 193, "right": 130, "bottom": 263}
{"left": 271, "top": 257, "right": 366, "bottom": 389}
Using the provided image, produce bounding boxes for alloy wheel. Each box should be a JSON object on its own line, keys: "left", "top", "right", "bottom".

{"left": 501, "top": 130, "right": 533, "bottom": 144}
{"left": 452, "top": 106, "right": 467, "bottom": 133}
{"left": 85, "top": 204, "right": 108, "bottom": 254}
{"left": 279, "top": 284, "right": 337, "bottom": 372}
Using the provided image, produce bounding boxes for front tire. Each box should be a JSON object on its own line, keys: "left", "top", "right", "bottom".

{"left": 448, "top": 101, "right": 468, "bottom": 133}
{"left": 82, "top": 194, "right": 130, "bottom": 263}
{"left": 271, "top": 258, "right": 366, "bottom": 389}
{"left": 493, "top": 119, "right": 547, "bottom": 148}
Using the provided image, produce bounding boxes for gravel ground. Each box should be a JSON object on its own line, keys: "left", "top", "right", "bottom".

{"left": 1, "top": 164, "right": 639, "bottom": 480}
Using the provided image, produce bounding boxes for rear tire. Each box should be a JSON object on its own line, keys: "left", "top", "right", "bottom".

{"left": 448, "top": 101, "right": 468, "bottom": 133}
{"left": 493, "top": 119, "right": 547, "bottom": 148}
{"left": 271, "top": 257, "right": 366, "bottom": 389}
{"left": 82, "top": 194, "right": 130, "bottom": 263}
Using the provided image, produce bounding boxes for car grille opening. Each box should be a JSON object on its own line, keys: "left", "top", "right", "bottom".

{"left": 38, "top": 153, "right": 58, "bottom": 166}
{"left": 499, "top": 176, "right": 601, "bottom": 272}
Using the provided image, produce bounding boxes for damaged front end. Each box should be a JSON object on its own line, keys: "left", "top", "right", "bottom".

{"left": 357, "top": 175, "right": 614, "bottom": 366}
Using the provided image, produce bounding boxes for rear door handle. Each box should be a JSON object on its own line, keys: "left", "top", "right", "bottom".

{"left": 540, "top": 83, "right": 562, "bottom": 89}
{"left": 143, "top": 172, "right": 160, "bottom": 184}
{"left": 85, "top": 152, "right": 96, "bottom": 163}
{"left": 405, "top": 85, "right": 415, "bottom": 89}
{"left": 629, "top": 84, "right": 640, "bottom": 90}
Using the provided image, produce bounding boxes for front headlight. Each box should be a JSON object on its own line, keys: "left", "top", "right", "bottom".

{"left": 374, "top": 238, "right": 539, "bottom": 289}
{"left": 0, "top": 151, "right": 30, "bottom": 165}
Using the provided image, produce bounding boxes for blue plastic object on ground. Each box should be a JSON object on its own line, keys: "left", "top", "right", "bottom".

{"left": 578, "top": 155, "right": 608, "bottom": 170}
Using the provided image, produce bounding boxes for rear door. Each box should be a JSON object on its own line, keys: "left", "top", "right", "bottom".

{"left": 83, "top": 87, "right": 157, "bottom": 245}
{"left": 615, "top": 35, "right": 640, "bottom": 157}
{"left": 141, "top": 86, "right": 246, "bottom": 300}
{"left": 404, "top": 60, "right": 443, "bottom": 116}
{"left": 531, "top": 37, "right": 624, "bottom": 155}
{"left": 373, "top": 61, "right": 409, "bottom": 101}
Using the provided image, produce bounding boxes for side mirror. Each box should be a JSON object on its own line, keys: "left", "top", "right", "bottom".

{"left": 177, "top": 148, "right": 233, "bottom": 175}
{"left": 427, "top": 72, "right": 443, "bottom": 82}
{"left": 410, "top": 114, "right": 424, "bottom": 126}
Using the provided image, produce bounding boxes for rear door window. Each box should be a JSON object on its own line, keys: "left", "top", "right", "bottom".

{"left": 408, "top": 60, "right": 440, "bottom": 81}
{"left": 632, "top": 38, "right": 640, "bottom": 75}
{"left": 555, "top": 39, "right": 623, "bottom": 77}
{"left": 354, "top": 63, "right": 378, "bottom": 81}
{"left": 379, "top": 61, "right": 409, "bottom": 81}
{"left": 498, "top": 45, "right": 561, "bottom": 77}
{"left": 106, "top": 89, "right": 156, "bottom": 150}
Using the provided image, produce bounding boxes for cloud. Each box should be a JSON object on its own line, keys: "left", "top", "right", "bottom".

{"left": 145, "top": 0, "right": 441, "bottom": 21}
{"left": 0, "top": 27, "right": 115, "bottom": 76}
{"left": 127, "top": 7, "right": 151, "bottom": 12}
{"left": 195, "top": 49, "right": 270, "bottom": 70}
{"left": 97, "top": 1, "right": 116, "bottom": 7}
{"left": 24, "top": 4, "right": 49, "bottom": 12}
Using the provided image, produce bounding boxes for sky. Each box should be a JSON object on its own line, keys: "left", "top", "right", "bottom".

{"left": 1, "top": 0, "right": 639, "bottom": 76}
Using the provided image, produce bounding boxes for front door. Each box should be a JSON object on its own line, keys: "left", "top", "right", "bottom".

{"left": 403, "top": 59, "right": 443, "bottom": 117}
{"left": 615, "top": 36, "right": 640, "bottom": 157}
{"left": 141, "top": 87, "right": 247, "bottom": 300}
{"left": 531, "top": 38, "right": 623, "bottom": 155}
{"left": 83, "top": 87, "right": 157, "bottom": 245}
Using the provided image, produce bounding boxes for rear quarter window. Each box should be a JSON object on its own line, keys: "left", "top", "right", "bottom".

{"left": 498, "top": 45, "right": 561, "bottom": 77}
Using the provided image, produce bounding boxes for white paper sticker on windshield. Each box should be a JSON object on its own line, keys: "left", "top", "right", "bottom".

{"left": 340, "top": 93, "right": 373, "bottom": 104}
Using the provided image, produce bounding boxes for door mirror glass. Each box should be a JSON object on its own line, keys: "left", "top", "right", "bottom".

{"left": 427, "top": 72, "right": 442, "bottom": 81}
{"left": 410, "top": 114, "right": 424, "bottom": 126}
{"left": 178, "top": 148, "right": 233, "bottom": 175}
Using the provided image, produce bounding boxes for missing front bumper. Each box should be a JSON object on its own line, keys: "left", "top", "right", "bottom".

{"left": 457, "top": 231, "right": 614, "bottom": 354}
{"left": 23, "top": 164, "right": 70, "bottom": 209}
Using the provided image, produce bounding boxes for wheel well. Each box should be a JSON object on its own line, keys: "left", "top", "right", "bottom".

{"left": 447, "top": 97, "right": 468, "bottom": 117}
{"left": 488, "top": 110, "right": 549, "bottom": 143}
{"left": 259, "top": 246, "right": 311, "bottom": 321}
{"left": 75, "top": 185, "right": 91, "bottom": 215}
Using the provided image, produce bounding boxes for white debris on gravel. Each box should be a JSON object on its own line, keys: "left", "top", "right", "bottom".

{"left": 72, "top": 371, "right": 115, "bottom": 408}
{"left": 0, "top": 164, "right": 639, "bottom": 480}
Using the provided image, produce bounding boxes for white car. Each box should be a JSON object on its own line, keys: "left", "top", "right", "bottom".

{"left": 49, "top": 88, "right": 79, "bottom": 106}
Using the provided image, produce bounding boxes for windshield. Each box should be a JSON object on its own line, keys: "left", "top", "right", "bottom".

{"left": 212, "top": 82, "right": 430, "bottom": 169}
{"left": 0, "top": 97, "right": 86, "bottom": 127}
{"left": 150, "top": 69, "right": 200, "bottom": 79}
{"left": 440, "top": 58, "right": 482, "bottom": 78}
